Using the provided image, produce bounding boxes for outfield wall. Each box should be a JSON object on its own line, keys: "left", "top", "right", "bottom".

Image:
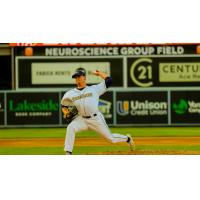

{"left": 1, "top": 89, "right": 200, "bottom": 127}
{"left": 1, "top": 44, "right": 200, "bottom": 127}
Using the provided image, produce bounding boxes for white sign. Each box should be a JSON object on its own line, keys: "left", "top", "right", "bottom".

{"left": 31, "top": 62, "right": 110, "bottom": 84}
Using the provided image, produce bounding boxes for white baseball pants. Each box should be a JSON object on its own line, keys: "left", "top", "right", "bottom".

{"left": 64, "top": 112, "right": 128, "bottom": 153}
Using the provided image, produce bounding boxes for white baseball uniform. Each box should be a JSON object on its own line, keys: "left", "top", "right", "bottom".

{"left": 61, "top": 80, "right": 128, "bottom": 153}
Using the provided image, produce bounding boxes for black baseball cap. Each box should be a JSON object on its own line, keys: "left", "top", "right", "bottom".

{"left": 72, "top": 68, "right": 86, "bottom": 78}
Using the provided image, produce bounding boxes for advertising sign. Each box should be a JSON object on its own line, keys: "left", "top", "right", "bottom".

{"left": 16, "top": 57, "right": 123, "bottom": 89}
{"left": 14, "top": 44, "right": 199, "bottom": 56}
{"left": 171, "top": 91, "right": 200, "bottom": 124}
{"left": 31, "top": 62, "right": 110, "bottom": 84}
{"left": 0, "top": 93, "right": 5, "bottom": 125}
{"left": 6, "top": 92, "right": 60, "bottom": 125}
{"left": 116, "top": 91, "right": 168, "bottom": 124}
{"left": 127, "top": 56, "right": 200, "bottom": 87}
{"left": 159, "top": 62, "right": 200, "bottom": 82}
{"left": 98, "top": 91, "right": 114, "bottom": 125}
{"left": 61, "top": 91, "right": 114, "bottom": 125}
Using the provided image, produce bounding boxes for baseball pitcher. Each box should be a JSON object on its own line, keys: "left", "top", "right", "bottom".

{"left": 61, "top": 68, "right": 134, "bottom": 155}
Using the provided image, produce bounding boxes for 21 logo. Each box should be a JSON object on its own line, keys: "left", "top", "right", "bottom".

{"left": 130, "top": 58, "right": 153, "bottom": 87}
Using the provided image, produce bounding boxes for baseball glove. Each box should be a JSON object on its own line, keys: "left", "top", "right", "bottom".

{"left": 62, "top": 105, "right": 78, "bottom": 123}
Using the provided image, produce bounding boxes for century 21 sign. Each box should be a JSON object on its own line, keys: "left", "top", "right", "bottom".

{"left": 129, "top": 58, "right": 153, "bottom": 87}
{"left": 127, "top": 56, "right": 200, "bottom": 87}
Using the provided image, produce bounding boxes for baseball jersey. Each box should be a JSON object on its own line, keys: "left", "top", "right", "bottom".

{"left": 61, "top": 81, "right": 107, "bottom": 116}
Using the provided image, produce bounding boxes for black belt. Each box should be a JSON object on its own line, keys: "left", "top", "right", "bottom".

{"left": 82, "top": 114, "right": 97, "bottom": 118}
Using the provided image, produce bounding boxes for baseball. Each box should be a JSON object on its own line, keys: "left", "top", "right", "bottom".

{"left": 93, "top": 70, "right": 99, "bottom": 75}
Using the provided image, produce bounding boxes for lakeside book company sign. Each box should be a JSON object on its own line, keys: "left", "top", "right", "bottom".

{"left": 6, "top": 92, "right": 60, "bottom": 125}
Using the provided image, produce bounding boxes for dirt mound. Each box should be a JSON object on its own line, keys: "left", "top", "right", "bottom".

{"left": 93, "top": 150, "right": 200, "bottom": 155}
{"left": 1, "top": 136, "right": 200, "bottom": 147}
{"left": 1, "top": 137, "right": 200, "bottom": 154}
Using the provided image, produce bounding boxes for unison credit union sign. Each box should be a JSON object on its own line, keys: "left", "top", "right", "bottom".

{"left": 116, "top": 91, "right": 168, "bottom": 125}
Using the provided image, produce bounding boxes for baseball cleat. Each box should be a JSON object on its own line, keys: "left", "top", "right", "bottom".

{"left": 127, "top": 134, "right": 135, "bottom": 151}
{"left": 66, "top": 151, "right": 72, "bottom": 155}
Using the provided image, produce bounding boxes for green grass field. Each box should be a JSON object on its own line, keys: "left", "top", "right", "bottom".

{"left": 1, "top": 127, "right": 200, "bottom": 155}
{"left": 2, "top": 127, "right": 200, "bottom": 138}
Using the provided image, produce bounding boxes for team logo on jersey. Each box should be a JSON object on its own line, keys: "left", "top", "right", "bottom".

{"left": 72, "top": 93, "right": 92, "bottom": 101}
{"left": 117, "top": 101, "right": 129, "bottom": 116}
{"left": 99, "top": 99, "right": 112, "bottom": 118}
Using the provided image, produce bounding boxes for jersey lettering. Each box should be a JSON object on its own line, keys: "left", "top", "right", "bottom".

{"left": 72, "top": 92, "right": 93, "bottom": 102}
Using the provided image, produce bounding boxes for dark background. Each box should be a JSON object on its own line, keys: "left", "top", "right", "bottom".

{"left": 0, "top": 93, "right": 5, "bottom": 125}
{"left": 0, "top": 56, "right": 11, "bottom": 90}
